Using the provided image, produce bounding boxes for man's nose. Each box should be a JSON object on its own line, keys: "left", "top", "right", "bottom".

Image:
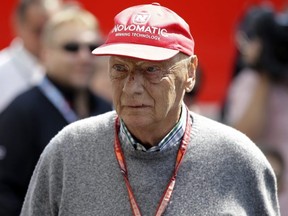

{"left": 122, "top": 71, "right": 144, "bottom": 95}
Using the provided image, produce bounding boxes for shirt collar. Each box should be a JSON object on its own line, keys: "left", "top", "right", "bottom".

{"left": 9, "top": 38, "right": 39, "bottom": 67}
{"left": 7, "top": 38, "right": 44, "bottom": 83}
{"left": 119, "top": 103, "right": 187, "bottom": 152}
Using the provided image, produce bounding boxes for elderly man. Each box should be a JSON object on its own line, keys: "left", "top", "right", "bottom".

{"left": 20, "top": 3, "right": 280, "bottom": 216}
{"left": 0, "top": 5, "right": 112, "bottom": 216}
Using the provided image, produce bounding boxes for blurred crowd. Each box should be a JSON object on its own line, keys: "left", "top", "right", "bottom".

{"left": 221, "top": 4, "right": 288, "bottom": 215}
{"left": 0, "top": 0, "right": 112, "bottom": 215}
{"left": 0, "top": 0, "right": 288, "bottom": 215}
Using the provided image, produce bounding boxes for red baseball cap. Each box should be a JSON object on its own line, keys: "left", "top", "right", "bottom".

{"left": 92, "top": 3, "right": 195, "bottom": 61}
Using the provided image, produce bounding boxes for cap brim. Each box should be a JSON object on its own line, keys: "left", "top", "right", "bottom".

{"left": 92, "top": 43, "right": 179, "bottom": 61}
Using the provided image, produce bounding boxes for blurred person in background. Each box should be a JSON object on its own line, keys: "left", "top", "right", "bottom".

{"left": 0, "top": 0, "right": 62, "bottom": 113}
{"left": 0, "top": 5, "right": 112, "bottom": 215}
{"left": 222, "top": 5, "right": 288, "bottom": 215}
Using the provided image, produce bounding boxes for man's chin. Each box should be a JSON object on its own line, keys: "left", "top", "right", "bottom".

{"left": 121, "top": 115, "right": 151, "bottom": 128}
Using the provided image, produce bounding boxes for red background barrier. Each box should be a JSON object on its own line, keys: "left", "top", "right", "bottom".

{"left": 0, "top": 0, "right": 287, "bottom": 104}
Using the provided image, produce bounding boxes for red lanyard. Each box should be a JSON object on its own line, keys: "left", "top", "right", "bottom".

{"left": 114, "top": 109, "right": 192, "bottom": 216}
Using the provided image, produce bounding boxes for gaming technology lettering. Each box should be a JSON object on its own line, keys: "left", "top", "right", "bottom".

{"left": 113, "top": 12, "right": 168, "bottom": 41}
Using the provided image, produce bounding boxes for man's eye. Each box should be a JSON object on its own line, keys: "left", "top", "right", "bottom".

{"left": 112, "top": 64, "right": 127, "bottom": 72}
{"left": 146, "top": 66, "right": 161, "bottom": 73}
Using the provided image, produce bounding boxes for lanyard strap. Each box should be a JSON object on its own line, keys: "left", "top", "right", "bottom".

{"left": 114, "top": 108, "right": 192, "bottom": 216}
{"left": 38, "top": 77, "right": 78, "bottom": 123}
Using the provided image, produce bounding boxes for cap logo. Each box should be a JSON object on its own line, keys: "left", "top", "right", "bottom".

{"left": 132, "top": 12, "right": 151, "bottom": 24}
{"left": 93, "top": 4, "right": 195, "bottom": 60}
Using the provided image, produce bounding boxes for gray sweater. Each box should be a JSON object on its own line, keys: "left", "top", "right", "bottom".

{"left": 20, "top": 111, "right": 280, "bottom": 216}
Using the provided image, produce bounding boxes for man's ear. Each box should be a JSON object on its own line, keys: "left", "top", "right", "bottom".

{"left": 185, "top": 55, "right": 198, "bottom": 92}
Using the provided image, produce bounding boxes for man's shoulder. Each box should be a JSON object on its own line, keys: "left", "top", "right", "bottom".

{"left": 190, "top": 112, "right": 237, "bottom": 133}
{"left": 190, "top": 112, "right": 256, "bottom": 148}
{"left": 42, "top": 111, "right": 117, "bottom": 156}
{"left": 190, "top": 112, "right": 267, "bottom": 163}
{"left": 59, "top": 111, "right": 116, "bottom": 136}
{"left": 4, "top": 87, "right": 43, "bottom": 109}
{"left": 78, "top": 110, "right": 116, "bottom": 127}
